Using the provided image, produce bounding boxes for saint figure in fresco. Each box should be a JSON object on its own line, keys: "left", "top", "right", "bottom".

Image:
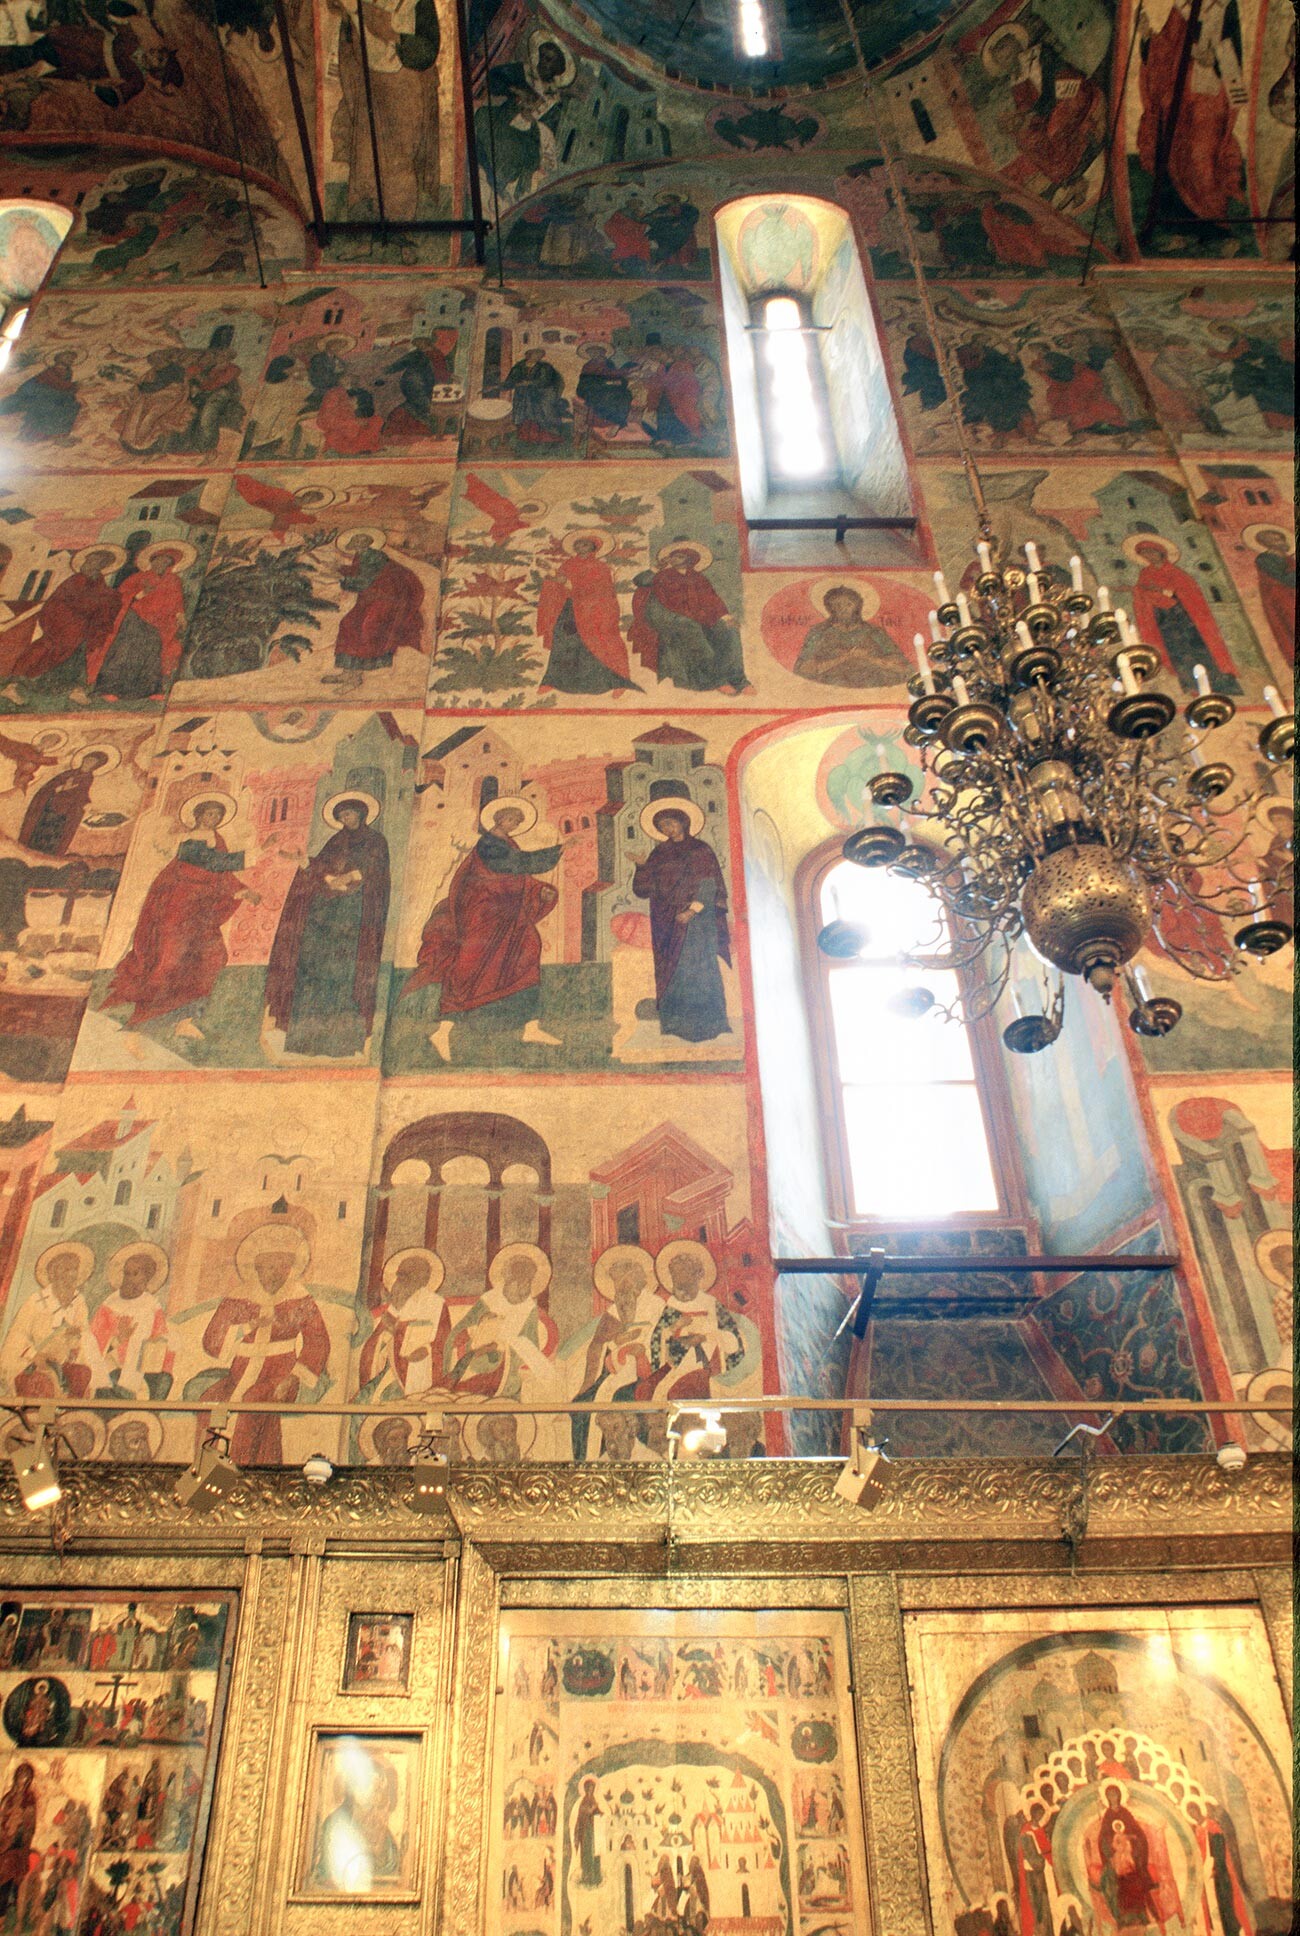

{"left": 4, "top": 1241, "right": 100, "bottom": 1399}
{"left": 1126, "top": 538, "right": 1241, "bottom": 692}
{"left": 0, "top": 1762, "right": 37, "bottom": 1921}
{"left": 410, "top": 796, "right": 563, "bottom": 1061}
{"left": 17, "top": 748, "right": 111, "bottom": 854}
{"left": 0, "top": 550, "right": 121, "bottom": 691}
{"left": 630, "top": 541, "right": 750, "bottom": 693}
{"left": 0, "top": 350, "right": 81, "bottom": 442}
{"left": 264, "top": 794, "right": 390, "bottom": 1058}
{"left": 645, "top": 1241, "right": 754, "bottom": 1408}
{"left": 444, "top": 1244, "right": 559, "bottom": 1416}
{"left": 1095, "top": 1785, "right": 1162, "bottom": 1930}
{"left": 357, "top": 1248, "right": 450, "bottom": 1398}
{"left": 1249, "top": 526, "right": 1295, "bottom": 663}
{"left": 104, "top": 795, "right": 258, "bottom": 1038}
{"left": 559, "top": 1244, "right": 662, "bottom": 1459}
{"left": 501, "top": 347, "right": 569, "bottom": 444}
{"left": 573, "top": 1777, "right": 603, "bottom": 1888}
{"left": 792, "top": 585, "right": 910, "bottom": 688}
{"left": 632, "top": 802, "right": 731, "bottom": 1042}
{"left": 982, "top": 21, "right": 1105, "bottom": 203}
{"left": 332, "top": 532, "right": 424, "bottom": 675}
{"left": 646, "top": 192, "right": 700, "bottom": 268}
{"left": 90, "top": 1241, "right": 171, "bottom": 1400}
{"left": 575, "top": 343, "right": 635, "bottom": 435}
{"left": 1034, "top": 338, "right": 1129, "bottom": 436}
{"left": 333, "top": 0, "right": 440, "bottom": 222}
{"left": 88, "top": 544, "right": 188, "bottom": 700}
{"left": 1186, "top": 1799, "right": 1254, "bottom": 1936}
{"left": 537, "top": 530, "right": 638, "bottom": 695}
{"left": 1138, "top": 0, "right": 1245, "bottom": 224}
{"left": 194, "top": 1225, "right": 330, "bottom": 1465}
{"left": 641, "top": 348, "right": 704, "bottom": 447}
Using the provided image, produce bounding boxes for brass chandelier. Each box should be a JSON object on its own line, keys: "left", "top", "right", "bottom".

{"left": 832, "top": 47, "right": 1296, "bottom": 1053}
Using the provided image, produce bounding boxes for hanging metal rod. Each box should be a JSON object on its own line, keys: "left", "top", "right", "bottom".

{"left": 2, "top": 1396, "right": 1283, "bottom": 1418}
{"left": 775, "top": 1252, "right": 1180, "bottom": 1274}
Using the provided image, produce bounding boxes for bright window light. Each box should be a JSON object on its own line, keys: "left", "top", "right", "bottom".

{"left": 762, "top": 295, "right": 829, "bottom": 481}
{"left": 738, "top": 0, "right": 768, "bottom": 57}
{"left": 3, "top": 306, "right": 28, "bottom": 342}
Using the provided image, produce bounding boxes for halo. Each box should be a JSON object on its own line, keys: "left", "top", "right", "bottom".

{"left": 592, "top": 1243, "right": 656, "bottom": 1302}
{"left": 1254, "top": 1228, "right": 1291, "bottom": 1289}
{"left": 654, "top": 1238, "right": 718, "bottom": 1296}
{"left": 655, "top": 538, "right": 713, "bottom": 571}
{"left": 71, "top": 543, "right": 126, "bottom": 575}
{"left": 104, "top": 1240, "right": 169, "bottom": 1294}
{"left": 33, "top": 1241, "right": 95, "bottom": 1290}
{"left": 31, "top": 730, "right": 67, "bottom": 752}
{"left": 52, "top": 1410, "right": 105, "bottom": 1461}
{"left": 486, "top": 1242, "right": 551, "bottom": 1298}
{"left": 105, "top": 1411, "right": 164, "bottom": 1460}
{"left": 138, "top": 540, "right": 198, "bottom": 574}
{"left": 639, "top": 797, "right": 705, "bottom": 840}
{"left": 336, "top": 526, "right": 387, "bottom": 557}
{"left": 559, "top": 528, "right": 614, "bottom": 558}
{"left": 359, "top": 1412, "right": 417, "bottom": 1465}
{"left": 75, "top": 743, "right": 121, "bottom": 773}
{"left": 1122, "top": 532, "right": 1178, "bottom": 566}
{"left": 323, "top": 789, "right": 380, "bottom": 828}
{"left": 179, "top": 791, "right": 238, "bottom": 830}
{"left": 1241, "top": 522, "right": 1292, "bottom": 553}
{"left": 479, "top": 794, "right": 538, "bottom": 835}
{"left": 982, "top": 18, "right": 1029, "bottom": 70}
{"left": 468, "top": 1407, "right": 538, "bottom": 1461}
{"left": 806, "top": 575, "right": 881, "bottom": 620}
{"left": 381, "top": 1246, "right": 446, "bottom": 1297}
{"left": 526, "top": 27, "right": 576, "bottom": 88}
{"left": 234, "top": 1223, "right": 310, "bottom": 1284}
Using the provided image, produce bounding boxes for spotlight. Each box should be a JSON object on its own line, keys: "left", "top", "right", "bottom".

{"left": 12, "top": 1423, "right": 60, "bottom": 1513}
{"left": 175, "top": 1422, "right": 240, "bottom": 1513}
{"left": 1215, "top": 1442, "right": 1247, "bottom": 1472}
{"left": 834, "top": 1410, "right": 889, "bottom": 1510}
{"left": 673, "top": 1408, "right": 727, "bottom": 1458}
{"left": 302, "top": 1452, "right": 334, "bottom": 1487}
{"left": 409, "top": 1413, "right": 451, "bottom": 1514}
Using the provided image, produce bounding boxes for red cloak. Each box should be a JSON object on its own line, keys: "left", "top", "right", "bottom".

{"left": 1130, "top": 560, "right": 1236, "bottom": 677}
{"left": 88, "top": 566, "right": 186, "bottom": 688}
{"left": 408, "top": 835, "right": 558, "bottom": 1013}
{"left": 537, "top": 554, "right": 630, "bottom": 680}
{"left": 1138, "top": 11, "right": 1244, "bottom": 221}
{"left": 105, "top": 837, "right": 245, "bottom": 1026}
{"left": 629, "top": 566, "right": 728, "bottom": 674}
{"left": 1255, "top": 551, "right": 1295, "bottom": 664}
{"left": 0, "top": 571, "right": 120, "bottom": 682}
{"left": 335, "top": 555, "right": 424, "bottom": 664}
{"left": 200, "top": 1292, "right": 331, "bottom": 1464}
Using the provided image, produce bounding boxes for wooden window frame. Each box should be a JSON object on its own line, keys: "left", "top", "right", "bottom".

{"left": 796, "top": 835, "right": 1032, "bottom": 1242}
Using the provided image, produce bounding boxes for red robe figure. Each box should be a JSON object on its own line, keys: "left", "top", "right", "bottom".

{"left": 18, "top": 750, "right": 109, "bottom": 855}
{"left": 264, "top": 796, "right": 390, "bottom": 1057}
{"left": 642, "top": 352, "right": 702, "bottom": 446}
{"left": 630, "top": 543, "right": 749, "bottom": 693}
{"left": 1251, "top": 527, "right": 1294, "bottom": 665}
{"left": 104, "top": 799, "right": 256, "bottom": 1033}
{"left": 89, "top": 549, "right": 187, "bottom": 700}
{"left": 333, "top": 537, "right": 424, "bottom": 672}
{"left": 198, "top": 1231, "right": 329, "bottom": 1465}
{"left": 1036, "top": 342, "right": 1128, "bottom": 434}
{"left": 1190, "top": 1802, "right": 1254, "bottom": 1936}
{"left": 0, "top": 551, "right": 121, "bottom": 687}
{"left": 0, "top": 1762, "right": 37, "bottom": 1922}
{"left": 984, "top": 26, "right": 1105, "bottom": 194}
{"left": 1096, "top": 1787, "right": 1162, "bottom": 1930}
{"left": 1128, "top": 539, "right": 1240, "bottom": 692}
{"left": 410, "top": 800, "right": 563, "bottom": 1062}
{"left": 1138, "top": 3, "right": 1245, "bottom": 222}
{"left": 537, "top": 534, "right": 638, "bottom": 694}
{"left": 1016, "top": 1807, "right": 1054, "bottom": 1936}
{"left": 603, "top": 199, "right": 650, "bottom": 269}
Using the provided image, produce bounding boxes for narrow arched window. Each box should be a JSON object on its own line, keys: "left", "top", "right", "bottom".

{"left": 802, "top": 846, "right": 1011, "bottom": 1224}
{"left": 753, "top": 292, "right": 833, "bottom": 487}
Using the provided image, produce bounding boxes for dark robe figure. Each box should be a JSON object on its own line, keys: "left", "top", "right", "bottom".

{"left": 0, "top": 1763, "right": 37, "bottom": 1920}
{"left": 18, "top": 751, "right": 109, "bottom": 855}
{"left": 1252, "top": 528, "right": 1295, "bottom": 663}
{"left": 334, "top": 541, "right": 424, "bottom": 671}
{"left": 632, "top": 808, "right": 730, "bottom": 1041}
{"left": 630, "top": 545, "right": 749, "bottom": 693}
{"left": 89, "top": 551, "right": 187, "bottom": 700}
{"left": 265, "top": 797, "right": 390, "bottom": 1056}
{"left": 0, "top": 352, "right": 80, "bottom": 442}
{"left": 384, "top": 341, "right": 453, "bottom": 442}
{"left": 576, "top": 348, "right": 633, "bottom": 431}
{"left": 958, "top": 339, "right": 1035, "bottom": 437}
{"left": 1138, "top": 0, "right": 1244, "bottom": 223}
{"left": 105, "top": 801, "right": 253, "bottom": 1030}
{"left": 793, "top": 586, "right": 910, "bottom": 687}
{"left": 1097, "top": 1790, "right": 1162, "bottom": 1930}
{"left": 573, "top": 1778, "right": 602, "bottom": 1888}
{"left": 0, "top": 553, "right": 121, "bottom": 687}
{"left": 407, "top": 806, "right": 561, "bottom": 1046}
{"left": 1190, "top": 1804, "right": 1254, "bottom": 1936}
{"left": 1129, "top": 540, "right": 1241, "bottom": 691}
{"left": 646, "top": 193, "right": 700, "bottom": 266}
{"left": 502, "top": 349, "right": 569, "bottom": 443}
{"left": 537, "top": 538, "right": 639, "bottom": 694}
{"left": 641, "top": 351, "right": 702, "bottom": 446}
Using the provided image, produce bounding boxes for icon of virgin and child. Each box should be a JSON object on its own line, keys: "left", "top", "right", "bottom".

{"left": 404, "top": 791, "right": 731, "bottom": 1060}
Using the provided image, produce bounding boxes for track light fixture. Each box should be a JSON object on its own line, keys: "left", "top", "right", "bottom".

{"left": 834, "top": 1410, "right": 890, "bottom": 1509}
{"left": 669, "top": 1408, "right": 728, "bottom": 1458}
{"left": 175, "top": 1413, "right": 240, "bottom": 1513}
{"left": 409, "top": 1413, "right": 450, "bottom": 1514}
{"left": 11, "top": 1407, "right": 62, "bottom": 1513}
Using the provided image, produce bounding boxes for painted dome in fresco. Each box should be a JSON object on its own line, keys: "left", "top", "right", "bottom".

{"left": 555, "top": 0, "right": 967, "bottom": 90}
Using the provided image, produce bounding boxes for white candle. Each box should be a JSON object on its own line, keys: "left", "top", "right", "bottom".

{"left": 1117, "top": 651, "right": 1139, "bottom": 697}
{"left": 955, "top": 592, "right": 972, "bottom": 626}
{"left": 1192, "top": 664, "right": 1211, "bottom": 696}
{"left": 951, "top": 675, "right": 970, "bottom": 707}
{"left": 1248, "top": 880, "right": 1265, "bottom": 912}
{"left": 1026, "top": 572, "right": 1041, "bottom": 604}
{"left": 1263, "top": 685, "right": 1287, "bottom": 719}
{"left": 912, "top": 633, "right": 935, "bottom": 695}
{"left": 927, "top": 608, "right": 943, "bottom": 642}
{"left": 933, "top": 569, "right": 950, "bottom": 605}
{"left": 1116, "top": 608, "right": 1135, "bottom": 645}
{"left": 1096, "top": 585, "right": 1111, "bottom": 612}
{"left": 1070, "top": 555, "right": 1084, "bottom": 592}
{"left": 1015, "top": 619, "right": 1034, "bottom": 650}
{"left": 977, "top": 541, "right": 993, "bottom": 573}
{"left": 1132, "top": 964, "right": 1150, "bottom": 1001}
{"left": 1024, "top": 541, "right": 1041, "bottom": 572}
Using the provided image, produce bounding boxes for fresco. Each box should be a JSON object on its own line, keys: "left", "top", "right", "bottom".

{"left": 835, "top": 158, "right": 1098, "bottom": 279}
{"left": 174, "top": 465, "right": 450, "bottom": 707}
{"left": 436, "top": 463, "right": 748, "bottom": 707}
{"left": 0, "top": 1588, "right": 234, "bottom": 1933}
{"left": 0, "top": 716, "right": 155, "bottom": 1084}
{"left": 463, "top": 284, "right": 729, "bottom": 461}
{"left": 1107, "top": 283, "right": 1293, "bottom": 448}
{"left": 905, "top": 1606, "right": 1293, "bottom": 1936}
{"left": 1193, "top": 458, "right": 1294, "bottom": 676}
{"left": 320, "top": 0, "right": 459, "bottom": 225}
{"left": 242, "top": 282, "right": 469, "bottom": 463}
{"left": 0, "top": 197, "right": 70, "bottom": 300}
{"left": 387, "top": 714, "right": 746, "bottom": 1075}
{"left": 856, "top": 1318, "right": 1067, "bottom": 1457}
{"left": 1161, "top": 1082, "right": 1292, "bottom": 1450}
{"left": 499, "top": 172, "right": 711, "bottom": 281}
{"left": 353, "top": 1078, "right": 767, "bottom": 1461}
{"left": 75, "top": 707, "right": 418, "bottom": 1073}
{"left": 0, "top": 470, "right": 228, "bottom": 717}
{"left": 0, "top": 1073, "right": 376, "bottom": 1465}
{"left": 0, "top": 293, "right": 272, "bottom": 471}
{"left": 491, "top": 1608, "right": 869, "bottom": 1934}
{"left": 879, "top": 284, "right": 1158, "bottom": 456}
{"left": 746, "top": 571, "right": 926, "bottom": 699}
{"left": 44, "top": 159, "right": 305, "bottom": 286}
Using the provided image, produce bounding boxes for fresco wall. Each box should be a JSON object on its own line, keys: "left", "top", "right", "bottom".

{"left": 0, "top": 0, "right": 1290, "bottom": 1466}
